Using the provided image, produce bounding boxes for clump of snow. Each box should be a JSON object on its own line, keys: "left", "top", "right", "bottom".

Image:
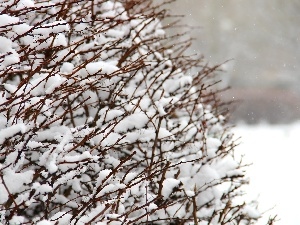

{"left": 60, "top": 62, "right": 74, "bottom": 74}
{"left": 0, "top": 169, "right": 34, "bottom": 204}
{"left": 85, "top": 61, "right": 119, "bottom": 76}
{"left": 0, "top": 14, "right": 19, "bottom": 29}
{"left": 161, "top": 178, "right": 180, "bottom": 199}
{"left": 16, "top": 0, "right": 34, "bottom": 9}
{"left": 9, "top": 216, "right": 25, "bottom": 225}
{"left": 206, "top": 137, "right": 222, "bottom": 158}
{"left": 36, "top": 220, "right": 52, "bottom": 225}
{"left": 45, "top": 74, "right": 67, "bottom": 94}
{"left": 114, "top": 113, "right": 149, "bottom": 133}
{"left": 0, "top": 36, "right": 20, "bottom": 69}
{"left": 0, "top": 123, "right": 27, "bottom": 144}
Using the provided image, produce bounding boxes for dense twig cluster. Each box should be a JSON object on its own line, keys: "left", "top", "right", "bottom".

{"left": 1, "top": 0, "right": 262, "bottom": 224}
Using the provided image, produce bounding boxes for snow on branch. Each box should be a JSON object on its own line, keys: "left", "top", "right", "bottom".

{"left": 0, "top": 0, "right": 262, "bottom": 224}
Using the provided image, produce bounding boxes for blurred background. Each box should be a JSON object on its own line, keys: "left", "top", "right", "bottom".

{"left": 165, "top": 1, "right": 300, "bottom": 225}
{"left": 167, "top": 0, "right": 300, "bottom": 124}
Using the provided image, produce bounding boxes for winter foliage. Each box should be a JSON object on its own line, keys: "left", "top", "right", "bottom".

{"left": 1, "top": 0, "right": 261, "bottom": 224}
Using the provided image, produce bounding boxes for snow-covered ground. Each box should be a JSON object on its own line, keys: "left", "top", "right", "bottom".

{"left": 233, "top": 122, "right": 300, "bottom": 225}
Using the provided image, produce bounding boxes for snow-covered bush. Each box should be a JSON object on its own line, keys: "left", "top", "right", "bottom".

{"left": 0, "top": 0, "right": 261, "bottom": 224}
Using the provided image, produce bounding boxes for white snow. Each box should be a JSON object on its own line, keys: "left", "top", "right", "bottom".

{"left": 0, "top": 37, "right": 14, "bottom": 53}
{"left": 60, "top": 62, "right": 74, "bottom": 74}
{"left": 206, "top": 137, "right": 222, "bottom": 158}
{"left": 158, "top": 127, "right": 173, "bottom": 139}
{"left": 16, "top": 0, "right": 34, "bottom": 10}
{"left": 234, "top": 122, "right": 300, "bottom": 225}
{"left": 123, "top": 172, "right": 137, "bottom": 184}
{"left": 0, "top": 36, "right": 20, "bottom": 69}
{"left": 0, "top": 14, "right": 19, "bottom": 29}
{"left": 9, "top": 216, "right": 25, "bottom": 225}
{"left": 161, "top": 178, "right": 180, "bottom": 199}
{"left": 32, "top": 183, "right": 53, "bottom": 194}
{"left": 62, "top": 151, "right": 95, "bottom": 163}
{"left": 0, "top": 169, "right": 34, "bottom": 204}
{"left": 96, "top": 169, "right": 112, "bottom": 187}
{"left": 36, "top": 220, "right": 52, "bottom": 225}
{"left": 45, "top": 74, "right": 67, "bottom": 94}
{"left": 54, "top": 33, "right": 68, "bottom": 46}
{"left": 114, "top": 113, "right": 149, "bottom": 133}
{"left": 85, "top": 61, "right": 119, "bottom": 75}
{"left": 0, "top": 123, "right": 27, "bottom": 144}
{"left": 103, "top": 109, "right": 125, "bottom": 122}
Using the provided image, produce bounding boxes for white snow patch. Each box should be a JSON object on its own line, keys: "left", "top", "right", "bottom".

{"left": 206, "top": 137, "right": 222, "bottom": 158}
{"left": 0, "top": 169, "right": 34, "bottom": 204}
{"left": 0, "top": 36, "right": 20, "bottom": 69}
{"left": 9, "top": 216, "right": 25, "bottom": 225}
{"left": 60, "top": 62, "right": 74, "bottom": 74}
{"left": 104, "top": 109, "right": 125, "bottom": 122}
{"left": 161, "top": 178, "right": 180, "bottom": 199}
{"left": 0, "top": 14, "right": 19, "bottom": 29}
{"left": 114, "top": 113, "right": 148, "bottom": 133}
{"left": 0, "top": 123, "right": 27, "bottom": 144}
{"left": 85, "top": 61, "right": 119, "bottom": 75}
{"left": 45, "top": 74, "right": 66, "bottom": 94}
{"left": 96, "top": 169, "right": 112, "bottom": 187}
{"left": 123, "top": 172, "right": 137, "bottom": 184}
{"left": 36, "top": 220, "right": 52, "bottom": 225}
{"left": 16, "top": 0, "right": 35, "bottom": 9}
{"left": 158, "top": 128, "right": 173, "bottom": 139}
{"left": 234, "top": 122, "right": 300, "bottom": 225}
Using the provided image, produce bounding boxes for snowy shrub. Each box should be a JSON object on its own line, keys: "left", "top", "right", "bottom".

{"left": 0, "top": 0, "right": 262, "bottom": 224}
